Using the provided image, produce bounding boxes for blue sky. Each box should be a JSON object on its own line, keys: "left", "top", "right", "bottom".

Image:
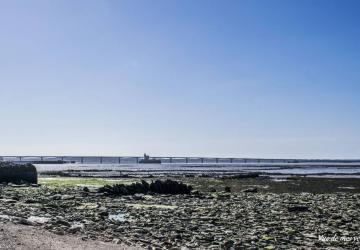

{"left": 0, "top": 0, "right": 359, "bottom": 158}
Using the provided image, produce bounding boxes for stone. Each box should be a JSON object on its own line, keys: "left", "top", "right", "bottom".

{"left": 68, "top": 223, "right": 84, "bottom": 233}
{"left": 243, "top": 187, "right": 258, "bottom": 193}
{"left": 222, "top": 173, "right": 260, "bottom": 179}
{"left": 99, "top": 179, "right": 193, "bottom": 195}
{"left": 287, "top": 205, "right": 309, "bottom": 212}
{"left": 98, "top": 211, "right": 109, "bottom": 217}
{"left": 54, "top": 219, "right": 71, "bottom": 227}
{"left": 17, "top": 218, "right": 36, "bottom": 226}
{"left": 0, "top": 162, "right": 37, "bottom": 184}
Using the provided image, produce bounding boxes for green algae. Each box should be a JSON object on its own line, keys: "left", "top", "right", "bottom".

{"left": 39, "top": 177, "right": 135, "bottom": 187}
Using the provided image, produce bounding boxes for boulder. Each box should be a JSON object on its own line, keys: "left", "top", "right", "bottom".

{"left": 0, "top": 162, "right": 37, "bottom": 184}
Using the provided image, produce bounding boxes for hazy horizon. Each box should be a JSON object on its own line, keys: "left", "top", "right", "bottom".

{"left": 1, "top": 0, "right": 359, "bottom": 158}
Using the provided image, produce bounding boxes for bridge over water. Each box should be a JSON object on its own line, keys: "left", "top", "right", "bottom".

{"left": 1, "top": 156, "right": 360, "bottom": 164}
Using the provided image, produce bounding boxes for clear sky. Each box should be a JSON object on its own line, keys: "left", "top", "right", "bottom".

{"left": 0, "top": 0, "right": 359, "bottom": 158}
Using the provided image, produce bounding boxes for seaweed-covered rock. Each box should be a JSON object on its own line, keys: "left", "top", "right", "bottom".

{"left": 149, "top": 179, "right": 192, "bottom": 194}
{"left": 0, "top": 162, "right": 37, "bottom": 184}
{"left": 98, "top": 179, "right": 192, "bottom": 195}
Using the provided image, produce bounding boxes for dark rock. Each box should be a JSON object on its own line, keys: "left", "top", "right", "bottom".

{"left": 16, "top": 218, "right": 36, "bottom": 226}
{"left": 68, "top": 224, "right": 84, "bottom": 233}
{"left": 0, "top": 162, "right": 37, "bottom": 184}
{"left": 287, "top": 205, "right": 309, "bottom": 212}
{"left": 243, "top": 187, "right": 258, "bottom": 193}
{"left": 133, "top": 194, "right": 144, "bottom": 200}
{"left": 224, "top": 186, "right": 231, "bottom": 192}
{"left": 99, "top": 211, "right": 109, "bottom": 217}
{"left": 222, "top": 173, "right": 260, "bottom": 179}
{"left": 49, "top": 194, "right": 62, "bottom": 200}
{"left": 141, "top": 180, "right": 150, "bottom": 190}
{"left": 54, "top": 219, "right": 71, "bottom": 227}
{"left": 223, "top": 240, "right": 234, "bottom": 249}
{"left": 149, "top": 179, "right": 193, "bottom": 195}
{"left": 191, "top": 190, "right": 200, "bottom": 195}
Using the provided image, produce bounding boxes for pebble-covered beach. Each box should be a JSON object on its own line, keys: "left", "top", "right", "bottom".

{"left": 0, "top": 177, "right": 360, "bottom": 249}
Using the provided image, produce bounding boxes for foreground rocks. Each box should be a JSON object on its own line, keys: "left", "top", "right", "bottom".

{"left": 0, "top": 182, "right": 359, "bottom": 249}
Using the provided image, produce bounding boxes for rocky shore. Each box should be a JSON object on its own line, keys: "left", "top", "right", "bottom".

{"left": 0, "top": 177, "right": 359, "bottom": 249}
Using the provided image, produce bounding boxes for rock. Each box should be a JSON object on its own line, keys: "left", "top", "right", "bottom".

{"left": 262, "top": 235, "right": 274, "bottom": 241}
{"left": 26, "top": 216, "right": 50, "bottom": 225}
{"left": 61, "top": 195, "right": 74, "bottom": 200}
{"left": 222, "top": 173, "right": 260, "bottom": 179}
{"left": 0, "top": 198, "right": 17, "bottom": 204}
{"left": 17, "top": 218, "right": 36, "bottom": 226}
{"left": 133, "top": 194, "right": 144, "bottom": 200}
{"left": 264, "top": 245, "right": 275, "bottom": 250}
{"left": 112, "top": 238, "right": 121, "bottom": 244}
{"left": 287, "top": 205, "right": 309, "bottom": 212}
{"left": 99, "top": 211, "right": 109, "bottom": 217}
{"left": 149, "top": 179, "right": 193, "bottom": 195}
{"left": 99, "top": 179, "right": 193, "bottom": 195}
{"left": 50, "top": 194, "right": 62, "bottom": 200}
{"left": 224, "top": 186, "right": 231, "bottom": 192}
{"left": 0, "top": 162, "right": 37, "bottom": 184}
{"left": 222, "top": 240, "right": 234, "bottom": 249}
{"left": 191, "top": 190, "right": 200, "bottom": 195}
{"left": 243, "top": 187, "right": 258, "bottom": 193}
{"left": 53, "top": 219, "right": 71, "bottom": 227}
{"left": 68, "top": 223, "right": 84, "bottom": 233}
{"left": 54, "top": 230, "right": 65, "bottom": 235}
